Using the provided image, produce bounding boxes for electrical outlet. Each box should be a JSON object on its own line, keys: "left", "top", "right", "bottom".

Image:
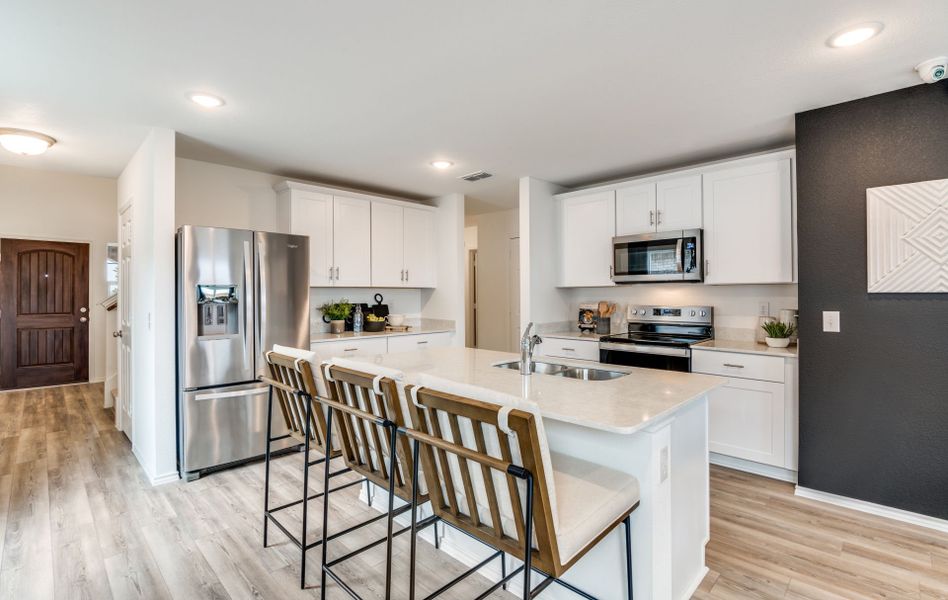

{"left": 660, "top": 447, "right": 669, "bottom": 483}
{"left": 758, "top": 301, "right": 771, "bottom": 317}
{"left": 822, "top": 311, "right": 840, "bottom": 333}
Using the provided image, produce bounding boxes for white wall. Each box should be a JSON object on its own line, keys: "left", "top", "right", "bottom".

{"left": 0, "top": 164, "right": 117, "bottom": 384}
{"left": 421, "top": 193, "right": 465, "bottom": 345}
{"left": 519, "top": 177, "right": 569, "bottom": 331}
{"left": 118, "top": 128, "right": 177, "bottom": 485}
{"left": 466, "top": 209, "right": 519, "bottom": 352}
{"left": 175, "top": 158, "right": 285, "bottom": 230}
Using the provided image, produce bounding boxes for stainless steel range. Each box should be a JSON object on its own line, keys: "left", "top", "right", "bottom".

{"left": 599, "top": 305, "right": 713, "bottom": 372}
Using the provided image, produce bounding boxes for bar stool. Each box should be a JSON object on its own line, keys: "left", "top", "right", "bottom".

{"left": 317, "top": 359, "right": 438, "bottom": 600}
{"left": 402, "top": 374, "right": 640, "bottom": 599}
{"left": 260, "top": 346, "right": 367, "bottom": 589}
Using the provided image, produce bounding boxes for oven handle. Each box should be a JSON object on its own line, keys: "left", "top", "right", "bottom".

{"left": 599, "top": 342, "right": 691, "bottom": 358}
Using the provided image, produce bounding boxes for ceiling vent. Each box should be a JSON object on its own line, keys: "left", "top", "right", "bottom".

{"left": 458, "top": 170, "right": 493, "bottom": 182}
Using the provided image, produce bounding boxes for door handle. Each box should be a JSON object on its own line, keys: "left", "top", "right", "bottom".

{"left": 79, "top": 317, "right": 88, "bottom": 323}
{"left": 79, "top": 307, "right": 88, "bottom": 314}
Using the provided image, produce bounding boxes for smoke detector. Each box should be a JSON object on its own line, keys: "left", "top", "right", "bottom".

{"left": 458, "top": 170, "right": 493, "bottom": 182}
{"left": 915, "top": 56, "right": 947, "bottom": 84}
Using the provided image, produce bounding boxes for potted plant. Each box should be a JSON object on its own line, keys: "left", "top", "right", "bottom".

{"left": 319, "top": 298, "right": 352, "bottom": 334}
{"left": 761, "top": 320, "right": 796, "bottom": 348}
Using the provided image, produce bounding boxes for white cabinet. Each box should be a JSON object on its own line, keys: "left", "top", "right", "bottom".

{"left": 535, "top": 337, "right": 600, "bottom": 361}
{"left": 615, "top": 175, "right": 702, "bottom": 236}
{"left": 616, "top": 183, "right": 656, "bottom": 235}
{"left": 387, "top": 332, "right": 451, "bottom": 353}
{"left": 332, "top": 195, "right": 372, "bottom": 286}
{"left": 702, "top": 158, "right": 793, "bottom": 284}
{"left": 656, "top": 175, "right": 703, "bottom": 231}
{"left": 693, "top": 348, "right": 798, "bottom": 473}
{"left": 558, "top": 191, "right": 615, "bottom": 287}
{"left": 312, "top": 337, "right": 388, "bottom": 358}
{"left": 286, "top": 190, "right": 335, "bottom": 286}
{"left": 371, "top": 203, "right": 437, "bottom": 288}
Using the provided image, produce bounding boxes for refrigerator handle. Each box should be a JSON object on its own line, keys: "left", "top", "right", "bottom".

{"left": 244, "top": 239, "right": 254, "bottom": 373}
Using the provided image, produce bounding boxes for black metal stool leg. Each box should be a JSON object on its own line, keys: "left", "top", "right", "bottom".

{"left": 299, "top": 393, "right": 314, "bottom": 589}
{"left": 384, "top": 424, "right": 399, "bottom": 599}
{"left": 409, "top": 439, "right": 421, "bottom": 600}
{"left": 319, "top": 408, "right": 334, "bottom": 600}
{"left": 433, "top": 519, "right": 440, "bottom": 549}
{"left": 522, "top": 472, "right": 534, "bottom": 599}
{"left": 263, "top": 386, "right": 273, "bottom": 548}
{"left": 624, "top": 514, "right": 633, "bottom": 599}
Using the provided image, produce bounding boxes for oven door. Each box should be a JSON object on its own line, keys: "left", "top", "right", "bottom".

{"left": 612, "top": 229, "right": 702, "bottom": 283}
{"left": 599, "top": 342, "right": 692, "bottom": 372}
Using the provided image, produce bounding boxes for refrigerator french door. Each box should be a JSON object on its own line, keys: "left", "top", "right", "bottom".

{"left": 176, "top": 226, "right": 309, "bottom": 480}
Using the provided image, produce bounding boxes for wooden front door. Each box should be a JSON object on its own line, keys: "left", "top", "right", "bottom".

{"left": 0, "top": 239, "right": 90, "bottom": 389}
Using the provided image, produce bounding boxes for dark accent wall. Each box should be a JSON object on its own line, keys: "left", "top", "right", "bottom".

{"left": 795, "top": 80, "right": 948, "bottom": 519}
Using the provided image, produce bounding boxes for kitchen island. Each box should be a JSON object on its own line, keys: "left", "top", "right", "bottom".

{"left": 342, "top": 347, "right": 724, "bottom": 600}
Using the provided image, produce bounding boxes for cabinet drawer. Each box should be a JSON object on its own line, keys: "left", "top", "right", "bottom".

{"left": 387, "top": 332, "right": 452, "bottom": 353}
{"left": 535, "top": 337, "right": 599, "bottom": 361}
{"left": 692, "top": 350, "right": 784, "bottom": 383}
{"left": 311, "top": 337, "right": 388, "bottom": 358}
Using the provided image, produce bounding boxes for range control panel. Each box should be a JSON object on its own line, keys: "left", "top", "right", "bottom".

{"left": 626, "top": 305, "right": 713, "bottom": 325}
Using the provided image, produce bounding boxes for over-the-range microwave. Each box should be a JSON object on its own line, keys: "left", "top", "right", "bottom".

{"left": 612, "top": 229, "right": 703, "bottom": 283}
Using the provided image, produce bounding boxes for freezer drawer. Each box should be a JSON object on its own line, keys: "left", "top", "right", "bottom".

{"left": 178, "top": 381, "right": 294, "bottom": 477}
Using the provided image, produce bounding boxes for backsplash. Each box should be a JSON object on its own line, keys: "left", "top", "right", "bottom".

{"left": 309, "top": 287, "right": 423, "bottom": 333}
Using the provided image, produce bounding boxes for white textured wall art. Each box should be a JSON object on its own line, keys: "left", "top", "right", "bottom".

{"left": 867, "top": 178, "right": 948, "bottom": 293}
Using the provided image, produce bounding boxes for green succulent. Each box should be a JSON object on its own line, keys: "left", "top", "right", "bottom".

{"left": 761, "top": 320, "right": 796, "bottom": 339}
{"left": 319, "top": 298, "right": 352, "bottom": 321}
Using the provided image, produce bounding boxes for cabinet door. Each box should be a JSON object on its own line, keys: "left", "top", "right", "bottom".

{"left": 703, "top": 158, "right": 793, "bottom": 284}
{"left": 616, "top": 183, "right": 657, "bottom": 235}
{"left": 371, "top": 202, "right": 405, "bottom": 287}
{"left": 403, "top": 207, "right": 437, "bottom": 287}
{"left": 708, "top": 378, "right": 786, "bottom": 467}
{"left": 559, "top": 191, "right": 616, "bottom": 287}
{"left": 656, "top": 174, "right": 702, "bottom": 231}
{"left": 332, "top": 196, "right": 372, "bottom": 286}
{"left": 290, "top": 191, "right": 334, "bottom": 286}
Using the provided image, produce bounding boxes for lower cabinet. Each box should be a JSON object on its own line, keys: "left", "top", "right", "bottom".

{"left": 535, "top": 337, "right": 600, "bottom": 361}
{"left": 693, "top": 348, "right": 797, "bottom": 472}
{"left": 311, "top": 332, "right": 453, "bottom": 358}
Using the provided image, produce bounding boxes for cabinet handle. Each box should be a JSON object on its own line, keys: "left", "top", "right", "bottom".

{"left": 722, "top": 363, "right": 744, "bottom": 369}
{"left": 400, "top": 269, "right": 405, "bottom": 282}
{"left": 343, "top": 348, "right": 358, "bottom": 352}
{"left": 562, "top": 347, "right": 576, "bottom": 352}
{"left": 335, "top": 266, "right": 340, "bottom": 280}
{"left": 649, "top": 210, "right": 654, "bottom": 226}
{"left": 405, "top": 269, "right": 409, "bottom": 282}
{"left": 416, "top": 340, "right": 428, "bottom": 345}
{"left": 705, "top": 259, "right": 710, "bottom": 276}
{"left": 329, "top": 266, "right": 334, "bottom": 281}
{"left": 609, "top": 265, "right": 614, "bottom": 278}
{"left": 656, "top": 209, "right": 662, "bottom": 225}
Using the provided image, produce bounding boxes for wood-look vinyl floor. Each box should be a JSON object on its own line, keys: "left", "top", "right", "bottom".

{"left": 2, "top": 383, "right": 948, "bottom": 599}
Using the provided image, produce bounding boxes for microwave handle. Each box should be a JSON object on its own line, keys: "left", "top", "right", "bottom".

{"left": 676, "top": 238, "right": 683, "bottom": 273}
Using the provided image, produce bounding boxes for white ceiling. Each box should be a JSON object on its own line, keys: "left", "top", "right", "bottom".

{"left": 2, "top": 1, "right": 945, "bottom": 214}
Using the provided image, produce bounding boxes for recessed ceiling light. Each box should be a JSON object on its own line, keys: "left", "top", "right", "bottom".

{"left": 188, "top": 92, "right": 226, "bottom": 108}
{"left": 430, "top": 160, "right": 454, "bottom": 169}
{"left": 827, "top": 22, "right": 884, "bottom": 48}
{"left": 0, "top": 128, "right": 56, "bottom": 156}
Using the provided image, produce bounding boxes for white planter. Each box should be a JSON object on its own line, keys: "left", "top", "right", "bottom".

{"left": 765, "top": 337, "right": 791, "bottom": 348}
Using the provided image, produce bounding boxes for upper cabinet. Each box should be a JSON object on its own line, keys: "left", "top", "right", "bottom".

{"left": 371, "top": 202, "right": 437, "bottom": 288}
{"left": 616, "top": 175, "right": 702, "bottom": 235}
{"left": 702, "top": 157, "right": 793, "bottom": 285}
{"left": 558, "top": 190, "right": 616, "bottom": 287}
{"left": 277, "top": 182, "right": 436, "bottom": 288}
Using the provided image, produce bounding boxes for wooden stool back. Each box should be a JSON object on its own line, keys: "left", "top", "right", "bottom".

{"left": 321, "top": 364, "right": 422, "bottom": 502}
{"left": 405, "top": 385, "right": 561, "bottom": 575}
{"left": 262, "top": 351, "right": 331, "bottom": 454}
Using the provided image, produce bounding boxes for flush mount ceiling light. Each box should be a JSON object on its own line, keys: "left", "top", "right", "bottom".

{"left": 827, "top": 22, "right": 884, "bottom": 48}
{"left": 0, "top": 128, "right": 57, "bottom": 156}
{"left": 187, "top": 92, "right": 226, "bottom": 108}
{"left": 430, "top": 160, "right": 454, "bottom": 169}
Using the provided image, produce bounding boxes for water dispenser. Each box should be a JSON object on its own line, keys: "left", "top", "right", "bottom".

{"left": 196, "top": 284, "right": 239, "bottom": 337}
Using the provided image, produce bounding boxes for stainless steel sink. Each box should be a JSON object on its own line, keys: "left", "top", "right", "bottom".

{"left": 493, "top": 361, "right": 627, "bottom": 380}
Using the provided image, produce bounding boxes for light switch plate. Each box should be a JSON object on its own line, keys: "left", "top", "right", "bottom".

{"left": 823, "top": 311, "right": 840, "bottom": 333}
{"left": 758, "top": 301, "right": 770, "bottom": 317}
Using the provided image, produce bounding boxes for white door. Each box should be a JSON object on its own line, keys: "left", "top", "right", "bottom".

{"left": 616, "top": 183, "right": 657, "bottom": 235}
{"left": 703, "top": 158, "right": 793, "bottom": 284}
{"left": 332, "top": 195, "right": 372, "bottom": 286}
{"left": 656, "top": 174, "right": 703, "bottom": 231}
{"left": 291, "top": 191, "right": 334, "bottom": 286}
{"left": 117, "top": 203, "right": 133, "bottom": 440}
{"left": 559, "top": 191, "right": 616, "bottom": 287}
{"left": 371, "top": 202, "right": 405, "bottom": 287}
{"left": 508, "top": 237, "right": 520, "bottom": 352}
{"left": 403, "top": 207, "right": 436, "bottom": 287}
{"left": 708, "top": 378, "right": 786, "bottom": 467}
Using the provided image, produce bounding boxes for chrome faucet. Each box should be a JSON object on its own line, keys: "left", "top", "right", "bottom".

{"left": 520, "top": 322, "right": 542, "bottom": 375}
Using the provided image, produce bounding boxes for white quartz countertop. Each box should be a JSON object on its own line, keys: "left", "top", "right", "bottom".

{"left": 540, "top": 330, "right": 607, "bottom": 341}
{"left": 342, "top": 347, "right": 725, "bottom": 435}
{"left": 694, "top": 339, "right": 798, "bottom": 357}
{"left": 311, "top": 326, "right": 453, "bottom": 343}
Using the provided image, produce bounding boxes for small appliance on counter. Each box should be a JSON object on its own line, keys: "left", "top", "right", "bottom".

{"left": 578, "top": 303, "right": 599, "bottom": 332}
{"left": 343, "top": 293, "right": 390, "bottom": 331}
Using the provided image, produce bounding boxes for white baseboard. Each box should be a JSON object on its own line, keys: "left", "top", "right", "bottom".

{"left": 680, "top": 566, "right": 709, "bottom": 600}
{"left": 794, "top": 486, "right": 948, "bottom": 534}
{"left": 710, "top": 452, "right": 798, "bottom": 483}
{"left": 149, "top": 470, "right": 180, "bottom": 487}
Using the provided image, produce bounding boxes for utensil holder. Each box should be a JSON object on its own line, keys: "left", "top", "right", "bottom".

{"left": 596, "top": 317, "right": 611, "bottom": 335}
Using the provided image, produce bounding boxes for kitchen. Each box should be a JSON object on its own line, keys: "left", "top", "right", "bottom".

{"left": 0, "top": 3, "right": 947, "bottom": 600}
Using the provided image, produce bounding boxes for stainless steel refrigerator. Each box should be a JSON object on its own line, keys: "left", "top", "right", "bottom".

{"left": 176, "top": 226, "right": 309, "bottom": 480}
